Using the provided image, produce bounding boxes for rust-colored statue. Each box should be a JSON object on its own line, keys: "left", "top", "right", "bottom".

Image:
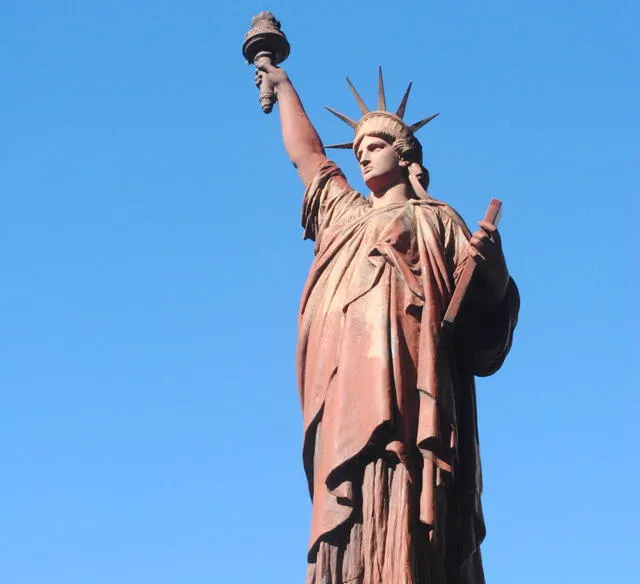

{"left": 244, "top": 13, "right": 519, "bottom": 584}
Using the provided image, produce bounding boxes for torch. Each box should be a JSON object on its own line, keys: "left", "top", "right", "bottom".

{"left": 242, "top": 12, "right": 290, "bottom": 114}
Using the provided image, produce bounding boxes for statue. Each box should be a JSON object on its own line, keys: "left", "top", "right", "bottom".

{"left": 243, "top": 13, "right": 519, "bottom": 584}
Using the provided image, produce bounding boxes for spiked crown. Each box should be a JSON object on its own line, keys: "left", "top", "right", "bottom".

{"left": 325, "top": 67, "right": 439, "bottom": 156}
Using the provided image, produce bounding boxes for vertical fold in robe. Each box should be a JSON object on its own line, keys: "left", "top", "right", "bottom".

{"left": 297, "top": 160, "right": 519, "bottom": 583}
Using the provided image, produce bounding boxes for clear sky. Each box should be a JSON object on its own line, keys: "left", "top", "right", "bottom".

{"left": 1, "top": 1, "right": 638, "bottom": 582}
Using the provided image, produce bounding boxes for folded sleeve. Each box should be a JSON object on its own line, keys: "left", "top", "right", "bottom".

{"left": 465, "top": 278, "right": 520, "bottom": 376}
{"left": 302, "top": 159, "right": 368, "bottom": 244}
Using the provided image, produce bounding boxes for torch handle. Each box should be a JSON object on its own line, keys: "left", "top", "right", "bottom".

{"left": 254, "top": 52, "right": 276, "bottom": 114}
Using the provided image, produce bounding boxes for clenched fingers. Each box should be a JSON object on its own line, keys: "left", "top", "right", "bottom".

{"left": 477, "top": 220, "right": 502, "bottom": 245}
{"left": 468, "top": 245, "right": 487, "bottom": 264}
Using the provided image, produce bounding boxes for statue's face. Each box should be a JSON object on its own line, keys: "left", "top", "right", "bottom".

{"left": 356, "top": 134, "right": 406, "bottom": 192}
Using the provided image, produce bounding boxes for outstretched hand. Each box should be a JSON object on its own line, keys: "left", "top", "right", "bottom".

{"left": 468, "top": 220, "right": 509, "bottom": 304}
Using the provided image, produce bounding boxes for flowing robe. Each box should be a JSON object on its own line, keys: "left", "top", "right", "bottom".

{"left": 298, "top": 161, "right": 519, "bottom": 584}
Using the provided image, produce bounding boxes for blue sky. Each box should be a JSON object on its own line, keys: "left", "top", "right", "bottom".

{"left": 1, "top": 1, "right": 637, "bottom": 582}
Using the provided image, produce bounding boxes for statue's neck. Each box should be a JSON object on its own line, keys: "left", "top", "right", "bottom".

{"left": 369, "top": 180, "right": 412, "bottom": 209}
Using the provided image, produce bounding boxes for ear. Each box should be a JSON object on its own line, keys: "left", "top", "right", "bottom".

{"left": 398, "top": 158, "right": 410, "bottom": 168}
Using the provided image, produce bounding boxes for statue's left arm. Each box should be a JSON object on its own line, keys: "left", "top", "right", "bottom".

{"left": 468, "top": 220, "right": 510, "bottom": 308}
{"left": 445, "top": 212, "right": 520, "bottom": 376}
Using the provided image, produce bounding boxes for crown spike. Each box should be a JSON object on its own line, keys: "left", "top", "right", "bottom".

{"left": 325, "top": 142, "right": 354, "bottom": 150}
{"left": 324, "top": 106, "right": 358, "bottom": 128}
{"left": 345, "top": 77, "right": 369, "bottom": 115}
{"left": 409, "top": 112, "right": 440, "bottom": 133}
{"left": 396, "top": 82, "right": 413, "bottom": 119}
{"left": 377, "top": 66, "right": 386, "bottom": 111}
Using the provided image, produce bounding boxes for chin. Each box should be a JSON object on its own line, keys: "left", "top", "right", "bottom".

{"left": 364, "top": 167, "right": 405, "bottom": 192}
{"left": 365, "top": 175, "right": 391, "bottom": 192}
{"left": 363, "top": 172, "right": 380, "bottom": 187}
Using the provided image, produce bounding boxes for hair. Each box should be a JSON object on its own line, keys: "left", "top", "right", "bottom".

{"left": 393, "top": 135, "right": 422, "bottom": 163}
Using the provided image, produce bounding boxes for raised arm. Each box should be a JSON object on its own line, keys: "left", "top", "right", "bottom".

{"left": 256, "top": 60, "right": 327, "bottom": 188}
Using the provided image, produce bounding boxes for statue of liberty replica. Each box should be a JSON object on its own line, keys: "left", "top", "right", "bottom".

{"left": 243, "top": 13, "right": 520, "bottom": 584}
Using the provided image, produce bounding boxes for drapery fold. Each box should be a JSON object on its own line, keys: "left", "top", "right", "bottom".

{"left": 297, "top": 161, "right": 519, "bottom": 583}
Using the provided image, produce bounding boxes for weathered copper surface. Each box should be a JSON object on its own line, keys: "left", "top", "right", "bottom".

{"left": 245, "top": 15, "right": 519, "bottom": 583}
{"left": 442, "top": 199, "right": 502, "bottom": 332}
{"left": 242, "top": 12, "right": 290, "bottom": 113}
